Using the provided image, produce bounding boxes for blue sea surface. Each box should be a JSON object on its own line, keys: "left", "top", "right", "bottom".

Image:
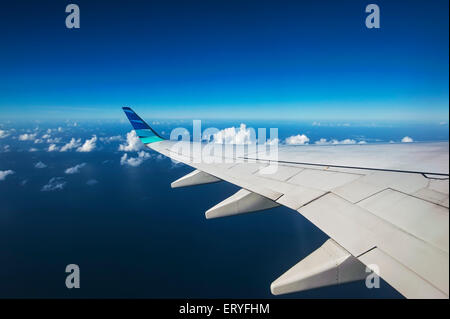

{"left": 0, "top": 119, "right": 448, "bottom": 298}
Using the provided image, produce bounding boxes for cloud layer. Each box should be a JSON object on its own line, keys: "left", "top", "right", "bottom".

{"left": 77, "top": 136, "right": 97, "bottom": 152}
{"left": 213, "top": 124, "right": 254, "bottom": 144}
{"left": 41, "top": 177, "right": 66, "bottom": 191}
{"left": 285, "top": 134, "right": 310, "bottom": 145}
{"left": 65, "top": 163, "right": 86, "bottom": 174}
{"left": 48, "top": 144, "right": 58, "bottom": 152}
{"left": 18, "top": 133, "right": 37, "bottom": 141}
{"left": 60, "top": 138, "right": 81, "bottom": 152}
{"left": 314, "top": 138, "right": 362, "bottom": 145}
{"left": 120, "top": 151, "right": 150, "bottom": 167}
{"left": 401, "top": 136, "right": 413, "bottom": 143}
{"left": 0, "top": 170, "right": 14, "bottom": 181}
{"left": 0, "top": 129, "right": 9, "bottom": 139}
{"left": 119, "top": 131, "right": 142, "bottom": 151}
{"left": 35, "top": 161, "right": 47, "bottom": 169}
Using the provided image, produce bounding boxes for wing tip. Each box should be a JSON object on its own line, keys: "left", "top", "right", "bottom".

{"left": 121, "top": 106, "right": 165, "bottom": 143}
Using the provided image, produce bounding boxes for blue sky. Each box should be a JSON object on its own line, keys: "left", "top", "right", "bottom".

{"left": 0, "top": 0, "right": 448, "bottom": 121}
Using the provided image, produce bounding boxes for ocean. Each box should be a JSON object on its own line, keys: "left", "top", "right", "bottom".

{"left": 0, "top": 119, "right": 447, "bottom": 298}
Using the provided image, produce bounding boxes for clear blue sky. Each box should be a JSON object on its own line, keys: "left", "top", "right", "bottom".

{"left": 0, "top": 0, "right": 448, "bottom": 121}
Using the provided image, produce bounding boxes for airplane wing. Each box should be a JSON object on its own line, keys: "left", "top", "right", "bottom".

{"left": 122, "top": 107, "right": 449, "bottom": 299}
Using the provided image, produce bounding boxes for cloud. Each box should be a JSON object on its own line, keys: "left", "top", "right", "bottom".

{"left": 101, "top": 135, "right": 123, "bottom": 143}
{"left": 266, "top": 138, "right": 279, "bottom": 146}
{"left": 312, "top": 122, "right": 350, "bottom": 127}
{"left": 213, "top": 124, "right": 255, "bottom": 144}
{"left": 65, "top": 163, "right": 86, "bottom": 174}
{"left": 2, "top": 145, "right": 10, "bottom": 152}
{"left": 0, "top": 170, "right": 14, "bottom": 181}
{"left": 47, "top": 144, "right": 58, "bottom": 152}
{"left": 314, "top": 138, "right": 328, "bottom": 145}
{"left": 35, "top": 161, "right": 47, "bottom": 169}
{"left": 42, "top": 134, "right": 51, "bottom": 139}
{"left": 314, "top": 138, "right": 360, "bottom": 145}
{"left": 60, "top": 138, "right": 81, "bottom": 152}
{"left": 285, "top": 134, "right": 310, "bottom": 145}
{"left": 0, "top": 129, "right": 9, "bottom": 139}
{"left": 46, "top": 137, "right": 61, "bottom": 143}
{"left": 119, "top": 131, "right": 142, "bottom": 151}
{"left": 77, "top": 135, "right": 97, "bottom": 152}
{"left": 401, "top": 136, "right": 413, "bottom": 143}
{"left": 339, "top": 139, "right": 357, "bottom": 144}
{"left": 120, "top": 151, "right": 150, "bottom": 167}
{"left": 18, "top": 133, "right": 37, "bottom": 141}
{"left": 86, "top": 179, "right": 98, "bottom": 186}
{"left": 29, "top": 147, "right": 38, "bottom": 152}
{"left": 41, "top": 177, "right": 66, "bottom": 191}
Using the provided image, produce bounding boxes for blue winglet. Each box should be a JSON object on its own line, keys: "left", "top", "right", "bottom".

{"left": 122, "top": 107, "right": 164, "bottom": 144}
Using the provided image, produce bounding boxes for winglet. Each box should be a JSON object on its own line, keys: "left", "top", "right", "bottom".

{"left": 122, "top": 107, "right": 165, "bottom": 144}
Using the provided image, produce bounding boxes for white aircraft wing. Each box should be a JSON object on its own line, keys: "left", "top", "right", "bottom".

{"left": 122, "top": 107, "right": 449, "bottom": 299}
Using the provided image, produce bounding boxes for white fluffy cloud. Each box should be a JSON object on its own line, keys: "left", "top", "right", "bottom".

{"left": 60, "top": 138, "right": 81, "bottom": 152}
{"left": 0, "top": 129, "right": 9, "bottom": 139}
{"left": 285, "top": 134, "right": 310, "bottom": 145}
{"left": 119, "top": 131, "right": 142, "bottom": 151}
{"left": 120, "top": 151, "right": 150, "bottom": 167}
{"left": 77, "top": 135, "right": 97, "bottom": 152}
{"left": 65, "top": 163, "right": 86, "bottom": 174}
{"left": 0, "top": 170, "right": 14, "bottom": 181}
{"left": 401, "top": 136, "right": 413, "bottom": 143}
{"left": 48, "top": 144, "right": 58, "bottom": 152}
{"left": 41, "top": 177, "right": 66, "bottom": 191}
{"left": 18, "top": 133, "right": 37, "bottom": 141}
{"left": 35, "top": 161, "right": 47, "bottom": 169}
{"left": 213, "top": 124, "right": 255, "bottom": 144}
